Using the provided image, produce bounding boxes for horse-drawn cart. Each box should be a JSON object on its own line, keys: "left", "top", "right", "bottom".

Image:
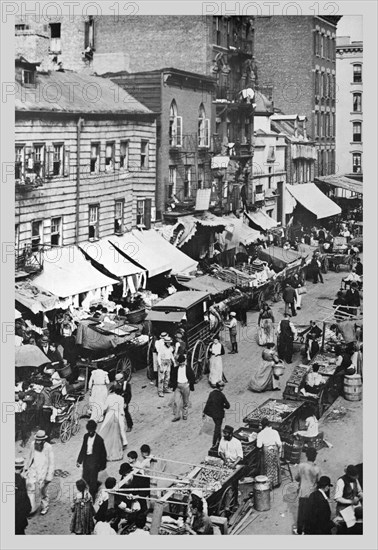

{"left": 145, "top": 291, "right": 223, "bottom": 382}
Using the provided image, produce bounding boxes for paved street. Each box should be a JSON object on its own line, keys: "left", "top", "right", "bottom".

{"left": 18, "top": 261, "right": 362, "bottom": 535}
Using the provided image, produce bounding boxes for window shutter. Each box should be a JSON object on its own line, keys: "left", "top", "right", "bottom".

{"left": 205, "top": 119, "right": 210, "bottom": 147}
{"left": 64, "top": 146, "right": 70, "bottom": 177}
{"left": 46, "top": 147, "right": 54, "bottom": 177}
{"left": 176, "top": 116, "right": 182, "bottom": 147}
{"left": 144, "top": 199, "right": 152, "bottom": 230}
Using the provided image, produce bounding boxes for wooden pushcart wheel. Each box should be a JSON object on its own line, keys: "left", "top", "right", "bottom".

{"left": 218, "top": 484, "right": 238, "bottom": 517}
{"left": 60, "top": 419, "right": 72, "bottom": 443}
{"left": 71, "top": 409, "right": 80, "bottom": 436}
{"left": 116, "top": 355, "right": 133, "bottom": 382}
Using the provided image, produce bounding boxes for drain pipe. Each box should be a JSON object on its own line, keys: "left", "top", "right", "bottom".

{"left": 76, "top": 117, "right": 84, "bottom": 244}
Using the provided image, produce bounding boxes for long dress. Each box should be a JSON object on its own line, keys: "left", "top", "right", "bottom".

{"left": 70, "top": 490, "right": 95, "bottom": 534}
{"left": 88, "top": 368, "right": 109, "bottom": 422}
{"left": 208, "top": 342, "right": 224, "bottom": 387}
{"left": 257, "top": 310, "right": 275, "bottom": 346}
{"left": 98, "top": 393, "right": 128, "bottom": 461}
{"left": 248, "top": 350, "right": 280, "bottom": 392}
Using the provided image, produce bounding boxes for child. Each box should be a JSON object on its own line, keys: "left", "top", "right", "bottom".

{"left": 93, "top": 508, "right": 118, "bottom": 535}
{"left": 70, "top": 479, "right": 95, "bottom": 535}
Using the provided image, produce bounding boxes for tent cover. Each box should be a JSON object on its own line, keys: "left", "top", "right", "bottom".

{"left": 244, "top": 209, "right": 278, "bottom": 231}
{"left": 181, "top": 274, "right": 235, "bottom": 295}
{"left": 286, "top": 183, "right": 341, "bottom": 219}
{"left": 79, "top": 237, "right": 145, "bottom": 279}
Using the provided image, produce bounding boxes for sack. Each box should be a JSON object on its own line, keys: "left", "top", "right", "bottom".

{"left": 297, "top": 286, "right": 307, "bottom": 296}
{"left": 199, "top": 416, "right": 214, "bottom": 436}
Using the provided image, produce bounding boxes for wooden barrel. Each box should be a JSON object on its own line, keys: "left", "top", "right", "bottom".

{"left": 283, "top": 440, "right": 303, "bottom": 464}
{"left": 254, "top": 475, "right": 271, "bottom": 511}
{"left": 344, "top": 374, "right": 362, "bottom": 401}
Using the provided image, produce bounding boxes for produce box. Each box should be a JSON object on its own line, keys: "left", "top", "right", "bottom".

{"left": 243, "top": 399, "right": 301, "bottom": 427}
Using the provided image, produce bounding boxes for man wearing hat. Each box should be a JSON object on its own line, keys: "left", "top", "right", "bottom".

{"left": 156, "top": 335, "right": 175, "bottom": 398}
{"left": 334, "top": 464, "right": 363, "bottom": 534}
{"left": 277, "top": 313, "right": 297, "bottom": 364}
{"left": 37, "top": 335, "right": 55, "bottom": 361}
{"left": 15, "top": 458, "right": 31, "bottom": 534}
{"left": 170, "top": 354, "right": 195, "bottom": 422}
{"left": 150, "top": 332, "right": 168, "bottom": 386}
{"left": 218, "top": 425, "right": 243, "bottom": 469}
{"left": 225, "top": 312, "right": 238, "bottom": 354}
{"left": 77, "top": 420, "right": 107, "bottom": 501}
{"left": 25, "top": 430, "right": 55, "bottom": 515}
{"left": 305, "top": 476, "right": 334, "bottom": 534}
{"left": 203, "top": 382, "right": 231, "bottom": 448}
{"left": 113, "top": 373, "right": 133, "bottom": 432}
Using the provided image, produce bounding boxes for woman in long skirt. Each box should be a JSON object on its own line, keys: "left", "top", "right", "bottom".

{"left": 98, "top": 387, "right": 128, "bottom": 461}
{"left": 88, "top": 365, "right": 109, "bottom": 423}
{"left": 70, "top": 479, "right": 95, "bottom": 535}
{"left": 208, "top": 338, "right": 225, "bottom": 387}
{"left": 257, "top": 303, "right": 275, "bottom": 346}
{"left": 256, "top": 418, "right": 282, "bottom": 488}
{"left": 248, "top": 345, "right": 283, "bottom": 392}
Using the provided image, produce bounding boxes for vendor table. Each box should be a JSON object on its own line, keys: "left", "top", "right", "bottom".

{"left": 243, "top": 398, "right": 306, "bottom": 442}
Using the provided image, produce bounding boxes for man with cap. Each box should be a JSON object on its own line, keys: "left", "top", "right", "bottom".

{"left": 151, "top": 332, "right": 168, "bottom": 386}
{"left": 37, "top": 335, "right": 55, "bottom": 361}
{"left": 113, "top": 372, "right": 133, "bottom": 432}
{"left": 218, "top": 425, "right": 243, "bottom": 469}
{"left": 305, "top": 476, "right": 334, "bottom": 534}
{"left": 334, "top": 464, "right": 363, "bottom": 534}
{"left": 203, "top": 382, "right": 230, "bottom": 448}
{"left": 25, "top": 430, "right": 55, "bottom": 515}
{"left": 277, "top": 313, "right": 297, "bottom": 363}
{"left": 225, "top": 312, "right": 238, "bottom": 354}
{"left": 15, "top": 458, "right": 31, "bottom": 534}
{"left": 77, "top": 420, "right": 107, "bottom": 500}
{"left": 283, "top": 282, "right": 297, "bottom": 317}
{"left": 156, "top": 335, "right": 175, "bottom": 398}
{"left": 170, "top": 354, "right": 195, "bottom": 422}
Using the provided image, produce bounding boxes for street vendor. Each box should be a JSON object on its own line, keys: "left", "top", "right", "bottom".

{"left": 333, "top": 345, "right": 356, "bottom": 395}
{"left": 256, "top": 418, "right": 282, "bottom": 488}
{"left": 225, "top": 312, "right": 238, "bottom": 354}
{"left": 294, "top": 405, "right": 319, "bottom": 439}
{"left": 157, "top": 335, "right": 175, "bottom": 397}
{"left": 301, "top": 333, "right": 320, "bottom": 364}
{"left": 184, "top": 493, "right": 214, "bottom": 535}
{"left": 334, "top": 465, "right": 363, "bottom": 534}
{"left": 301, "top": 363, "right": 325, "bottom": 395}
{"left": 218, "top": 425, "right": 243, "bottom": 469}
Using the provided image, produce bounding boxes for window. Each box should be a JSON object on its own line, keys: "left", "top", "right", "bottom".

{"left": 322, "top": 72, "right": 327, "bottom": 97}
{"left": 114, "top": 200, "right": 124, "bottom": 234}
{"left": 15, "top": 24, "right": 29, "bottom": 31}
{"left": 353, "top": 64, "right": 362, "bottom": 83}
{"left": 33, "top": 144, "right": 44, "bottom": 177}
{"left": 169, "top": 101, "right": 182, "bottom": 147}
{"left": 315, "top": 71, "right": 320, "bottom": 95}
{"left": 198, "top": 104, "right": 210, "bottom": 147}
{"left": 15, "top": 224, "right": 20, "bottom": 253}
{"left": 168, "top": 166, "right": 177, "bottom": 196}
{"left": 314, "top": 31, "right": 319, "bottom": 56}
{"left": 105, "top": 142, "right": 115, "bottom": 172}
{"left": 53, "top": 144, "right": 64, "bottom": 176}
{"left": 23, "top": 70, "right": 35, "bottom": 85}
{"left": 120, "top": 141, "right": 129, "bottom": 170}
{"left": 314, "top": 112, "right": 318, "bottom": 138}
{"left": 15, "top": 145, "right": 25, "bottom": 180}
{"left": 136, "top": 199, "right": 152, "bottom": 229}
{"left": 256, "top": 184, "right": 263, "bottom": 194}
{"left": 266, "top": 209, "right": 273, "bottom": 218}
{"left": 353, "top": 122, "right": 362, "bottom": 142}
{"left": 90, "top": 143, "right": 100, "bottom": 173}
{"left": 31, "top": 220, "right": 43, "bottom": 252}
{"left": 353, "top": 93, "right": 362, "bottom": 112}
{"left": 325, "top": 113, "right": 330, "bottom": 137}
{"left": 140, "top": 140, "right": 149, "bottom": 169}
{"left": 50, "top": 217, "right": 62, "bottom": 246}
{"left": 84, "top": 16, "right": 95, "bottom": 49}
{"left": 320, "top": 34, "right": 324, "bottom": 58}
{"left": 352, "top": 153, "right": 362, "bottom": 174}
{"left": 88, "top": 205, "right": 99, "bottom": 240}
{"left": 198, "top": 164, "right": 204, "bottom": 189}
{"left": 49, "top": 23, "right": 61, "bottom": 53}
{"left": 320, "top": 112, "right": 324, "bottom": 137}
{"left": 184, "top": 166, "right": 192, "bottom": 198}
{"left": 215, "top": 17, "right": 221, "bottom": 46}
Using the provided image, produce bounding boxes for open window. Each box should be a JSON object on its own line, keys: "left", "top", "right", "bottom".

{"left": 169, "top": 100, "right": 182, "bottom": 147}
{"left": 15, "top": 145, "right": 25, "bottom": 181}
{"left": 140, "top": 140, "right": 149, "bottom": 169}
{"left": 114, "top": 200, "right": 124, "bottom": 234}
{"left": 120, "top": 140, "right": 129, "bottom": 170}
{"left": 50, "top": 217, "right": 62, "bottom": 246}
{"left": 198, "top": 104, "right": 210, "bottom": 147}
{"left": 105, "top": 142, "right": 115, "bottom": 172}
{"left": 88, "top": 204, "right": 99, "bottom": 240}
{"left": 31, "top": 220, "right": 43, "bottom": 252}
{"left": 49, "top": 23, "right": 61, "bottom": 53}
{"left": 136, "top": 199, "right": 152, "bottom": 229}
{"left": 90, "top": 143, "right": 100, "bottom": 173}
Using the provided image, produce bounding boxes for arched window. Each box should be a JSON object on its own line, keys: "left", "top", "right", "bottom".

{"left": 352, "top": 122, "right": 362, "bottom": 142}
{"left": 169, "top": 100, "right": 182, "bottom": 147}
{"left": 353, "top": 64, "right": 362, "bottom": 83}
{"left": 198, "top": 104, "right": 210, "bottom": 147}
{"left": 352, "top": 153, "right": 362, "bottom": 174}
{"left": 353, "top": 93, "right": 362, "bottom": 112}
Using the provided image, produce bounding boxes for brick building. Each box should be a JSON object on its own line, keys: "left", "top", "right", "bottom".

{"left": 253, "top": 15, "right": 341, "bottom": 178}
{"left": 335, "top": 36, "right": 363, "bottom": 189}
{"left": 15, "top": 58, "right": 157, "bottom": 272}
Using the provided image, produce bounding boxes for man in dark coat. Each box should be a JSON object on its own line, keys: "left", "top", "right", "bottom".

{"left": 345, "top": 283, "right": 361, "bottom": 317}
{"left": 114, "top": 373, "right": 133, "bottom": 432}
{"left": 203, "top": 382, "right": 230, "bottom": 448}
{"left": 15, "top": 458, "right": 31, "bottom": 534}
{"left": 282, "top": 283, "right": 297, "bottom": 317}
{"left": 170, "top": 354, "right": 195, "bottom": 422}
{"left": 77, "top": 420, "right": 107, "bottom": 500}
{"left": 305, "top": 476, "right": 335, "bottom": 534}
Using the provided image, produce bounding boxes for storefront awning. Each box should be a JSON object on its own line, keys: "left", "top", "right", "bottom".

{"left": 216, "top": 215, "right": 263, "bottom": 252}
{"left": 79, "top": 238, "right": 146, "bottom": 279}
{"left": 15, "top": 280, "right": 60, "bottom": 313}
{"left": 315, "top": 175, "right": 363, "bottom": 195}
{"left": 244, "top": 209, "right": 278, "bottom": 231}
{"left": 31, "top": 246, "right": 118, "bottom": 298}
{"left": 211, "top": 156, "right": 230, "bottom": 170}
{"left": 110, "top": 229, "right": 197, "bottom": 278}
{"left": 286, "top": 183, "right": 341, "bottom": 219}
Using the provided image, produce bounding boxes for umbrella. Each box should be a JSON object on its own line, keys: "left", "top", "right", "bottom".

{"left": 15, "top": 344, "right": 50, "bottom": 367}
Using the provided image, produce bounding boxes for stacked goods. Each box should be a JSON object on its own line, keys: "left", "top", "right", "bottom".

{"left": 287, "top": 365, "right": 310, "bottom": 386}
{"left": 244, "top": 400, "right": 298, "bottom": 426}
{"left": 197, "top": 462, "right": 234, "bottom": 497}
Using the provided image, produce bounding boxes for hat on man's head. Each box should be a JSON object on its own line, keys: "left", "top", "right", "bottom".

{"left": 40, "top": 335, "right": 49, "bottom": 344}
{"left": 160, "top": 332, "right": 168, "bottom": 339}
{"left": 115, "top": 373, "right": 124, "bottom": 381}
{"left": 15, "top": 457, "right": 25, "bottom": 469}
{"left": 345, "top": 465, "right": 359, "bottom": 478}
{"left": 86, "top": 420, "right": 97, "bottom": 431}
{"left": 223, "top": 425, "right": 233, "bottom": 433}
{"left": 35, "top": 430, "right": 48, "bottom": 441}
{"left": 230, "top": 312, "right": 236, "bottom": 317}
{"left": 317, "top": 475, "right": 333, "bottom": 488}
{"left": 164, "top": 336, "right": 172, "bottom": 343}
